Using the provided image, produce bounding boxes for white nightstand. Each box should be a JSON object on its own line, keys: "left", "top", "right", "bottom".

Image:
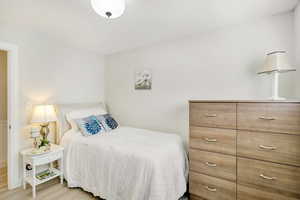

{"left": 21, "top": 144, "right": 64, "bottom": 198}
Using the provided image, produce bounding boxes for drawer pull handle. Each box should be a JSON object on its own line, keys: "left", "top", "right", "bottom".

{"left": 259, "top": 116, "right": 276, "bottom": 120}
{"left": 205, "top": 186, "right": 217, "bottom": 192}
{"left": 260, "top": 174, "right": 277, "bottom": 180}
{"left": 205, "top": 162, "right": 217, "bottom": 167}
{"left": 205, "top": 114, "right": 217, "bottom": 117}
{"left": 259, "top": 145, "right": 277, "bottom": 150}
{"left": 204, "top": 138, "right": 217, "bottom": 142}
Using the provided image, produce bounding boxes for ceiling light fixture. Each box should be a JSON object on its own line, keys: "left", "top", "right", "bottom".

{"left": 91, "top": 0, "right": 125, "bottom": 19}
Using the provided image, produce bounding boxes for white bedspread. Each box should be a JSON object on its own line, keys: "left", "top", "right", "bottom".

{"left": 61, "top": 126, "right": 188, "bottom": 200}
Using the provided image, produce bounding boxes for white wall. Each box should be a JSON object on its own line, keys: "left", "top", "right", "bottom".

{"left": 106, "top": 13, "right": 296, "bottom": 143}
{"left": 295, "top": 3, "right": 300, "bottom": 97}
{"left": 0, "top": 23, "right": 105, "bottom": 185}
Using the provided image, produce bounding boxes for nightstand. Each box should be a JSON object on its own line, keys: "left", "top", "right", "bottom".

{"left": 21, "top": 144, "right": 64, "bottom": 198}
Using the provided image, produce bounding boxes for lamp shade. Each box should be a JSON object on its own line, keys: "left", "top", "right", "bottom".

{"left": 258, "top": 51, "right": 296, "bottom": 74}
{"left": 31, "top": 105, "right": 57, "bottom": 124}
{"left": 91, "top": 0, "right": 125, "bottom": 19}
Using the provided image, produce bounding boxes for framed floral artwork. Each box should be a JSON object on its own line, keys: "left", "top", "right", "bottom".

{"left": 135, "top": 70, "right": 152, "bottom": 90}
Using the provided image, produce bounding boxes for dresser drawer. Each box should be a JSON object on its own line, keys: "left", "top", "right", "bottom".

{"left": 190, "top": 126, "right": 236, "bottom": 155}
{"left": 189, "top": 172, "right": 236, "bottom": 200}
{"left": 190, "top": 149, "right": 236, "bottom": 181}
{"left": 237, "top": 103, "right": 300, "bottom": 135}
{"left": 237, "top": 131, "right": 300, "bottom": 166}
{"left": 190, "top": 103, "right": 236, "bottom": 129}
{"left": 237, "top": 158, "right": 300, "bottom": 199}
{"left": 237, "top": 184, "right": 299, "bottom": 200}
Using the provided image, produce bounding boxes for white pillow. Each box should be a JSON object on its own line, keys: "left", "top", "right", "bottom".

{"left": 66, "top": 105, "right": 107, "bottom": 131}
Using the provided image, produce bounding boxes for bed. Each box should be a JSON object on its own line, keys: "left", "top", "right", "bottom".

{"left": 56, "top": 103, "right": 188, "bottom": 200}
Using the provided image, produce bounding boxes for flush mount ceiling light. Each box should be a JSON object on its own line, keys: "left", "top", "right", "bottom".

{"left": 91, "top": 0, "right": 125, "bottom": 19}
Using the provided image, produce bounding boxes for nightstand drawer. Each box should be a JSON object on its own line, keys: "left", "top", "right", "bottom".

{"left": 190, "top": 126, "right": 236, "bottom": 155}
{"left": 32, "top": 151, "right": 63, "bottom": 165}
{"left": 190, "top": 103, "right": 236, "bottom": 129}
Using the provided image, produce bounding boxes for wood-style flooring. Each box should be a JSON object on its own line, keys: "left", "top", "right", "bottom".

{"left": 0, "top": 179, "right": 103, "bottom": 200}
{"left": 0, "top": 178, "right": 188, "bottom": 200}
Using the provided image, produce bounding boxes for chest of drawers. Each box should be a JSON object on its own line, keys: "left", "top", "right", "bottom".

{"left": 189, "top": 100, "right": 300, "bottom": 200}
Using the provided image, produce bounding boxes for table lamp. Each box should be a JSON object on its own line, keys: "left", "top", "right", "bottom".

{"left": 258, "top": 51, "right": 296, "bottom": 100}
{"left": 31, "top": 105, "right": 57, "bottom": 147}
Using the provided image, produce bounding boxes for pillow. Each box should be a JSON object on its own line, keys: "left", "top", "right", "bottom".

{"left": 56, "top": 102, "right": 106, "bottom": 135}
{"left": 96, "top": 114, "right": 119, "bottom": 131}
{"left": 75, "top": 115, "right": 105, "bottom": 136}
{"left": 55, "top": 102, "right": 106, "bottom": 143}
{"left": 66, "top": 105, "right": 107, "bottom": 131}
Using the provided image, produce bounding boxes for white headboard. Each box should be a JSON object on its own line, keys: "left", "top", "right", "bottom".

{"left": 55, "top": 102, "right": 106, "bottom": 144}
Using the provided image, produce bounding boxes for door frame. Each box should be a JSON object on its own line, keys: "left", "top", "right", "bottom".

{"left": 0, "top": 41, "right": 20, "bottom": 189}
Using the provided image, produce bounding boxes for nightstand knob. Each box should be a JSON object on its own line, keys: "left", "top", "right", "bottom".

{"left": 26, "top": 164, "right": 32, "bottom": 171}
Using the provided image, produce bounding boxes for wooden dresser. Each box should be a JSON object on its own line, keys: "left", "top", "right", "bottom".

{"left": 189, "top": 100, "right": 300, "bottom": 200}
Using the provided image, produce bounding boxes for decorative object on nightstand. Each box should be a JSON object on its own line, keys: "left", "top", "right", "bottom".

{"left": 30, "top": 126, "right": 40, "bottom": 149}
{"left": 258, "top": 51, "right": 296, "bottom": 100}
{"left": 21, "top": 144, "right": 64, "bottom": 199}
{"left": 31, "top": 105, "right": 57, "bottom": 149}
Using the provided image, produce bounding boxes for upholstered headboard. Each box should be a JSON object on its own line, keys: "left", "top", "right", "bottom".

{"left": 55, "top": 102, "right": 106, "bottom": 144}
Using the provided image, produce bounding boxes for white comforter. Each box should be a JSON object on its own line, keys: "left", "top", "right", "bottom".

{"left": 61, "top": 126, "right": 188, "bottom": 200}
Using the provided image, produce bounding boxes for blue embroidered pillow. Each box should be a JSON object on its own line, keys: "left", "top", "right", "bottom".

{"left": 96, "top": 114, "right": 118, "bottom": 131}
{"left": 75, "top": 115, "right": 105, "bottom": 136}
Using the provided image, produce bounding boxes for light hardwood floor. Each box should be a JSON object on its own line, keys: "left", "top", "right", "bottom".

{"left": 0, "top": 178, "right": 188, "bottom": 200}
{"left": 0, "top": 179, "right": 103, "bottom": 200}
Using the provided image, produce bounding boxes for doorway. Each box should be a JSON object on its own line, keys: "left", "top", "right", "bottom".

{"left": 0, "top": 50, "right": 7, "bottom": 188}
{"left": 0, "top": 42, "right": 19, "bottom": 190}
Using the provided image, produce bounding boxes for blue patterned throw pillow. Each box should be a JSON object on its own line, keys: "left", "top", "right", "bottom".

{"left": 96, "top": 114, "right": 118, "bottom": 131}
{"left": 75, "top": 115, "right": 105, "bottom": 136}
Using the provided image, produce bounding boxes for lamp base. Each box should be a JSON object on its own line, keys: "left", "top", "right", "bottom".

{"left": 270, "top": 71, "right": 286, "bottom": 101}
{"left": 40, "top": 123, "right": 50, "bottom": 140}
{"left": 39, "top": 123, "right": 50, "bottom": 149}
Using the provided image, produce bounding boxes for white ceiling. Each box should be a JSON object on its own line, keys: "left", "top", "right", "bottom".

{"left": 0, "top": 0, "right": 298, "bottom": 55}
